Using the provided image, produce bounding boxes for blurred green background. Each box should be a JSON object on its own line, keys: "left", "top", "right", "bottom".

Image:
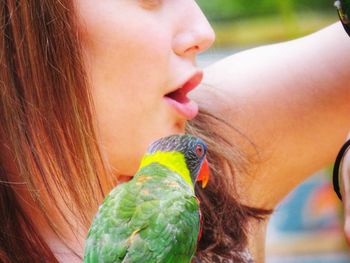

{"left": 197, "top": 0, "right": 339, "bottom": 47}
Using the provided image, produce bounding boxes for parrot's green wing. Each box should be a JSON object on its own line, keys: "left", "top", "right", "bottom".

{"left": 84, "top": 163, "right": 200, "bottom": 263}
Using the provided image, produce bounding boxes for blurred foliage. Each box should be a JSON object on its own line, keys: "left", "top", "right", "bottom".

{"left": 197, "top": 0, "right": 338, "bottom": 47}
{"left": 211, "top": 13, "right": 337, "bottom": 47}
{"left": 197, "top": 0, "right": 334, "bottom": 21}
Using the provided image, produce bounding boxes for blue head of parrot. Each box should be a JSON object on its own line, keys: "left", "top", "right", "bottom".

{"left": 147, "top": 134, "right": 210, "bottom": 188}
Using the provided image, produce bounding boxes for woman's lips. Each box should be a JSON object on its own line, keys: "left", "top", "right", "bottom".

{"left": 164, "top": 72, "right": 203, "bottom": 120}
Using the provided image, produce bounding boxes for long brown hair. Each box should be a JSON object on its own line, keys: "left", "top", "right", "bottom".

{"left": 0, "top": 1, "right": 271, "bottom": 262}
{"left": 0, "top": 1, "right": 109, "bottom": 261}
{"left": 188, "top": 110, "right": 272, "bottom": 263}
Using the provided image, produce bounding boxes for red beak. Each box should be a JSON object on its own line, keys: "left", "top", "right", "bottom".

{"left": 197, "top": 157, "right": 210, "bottom": 188}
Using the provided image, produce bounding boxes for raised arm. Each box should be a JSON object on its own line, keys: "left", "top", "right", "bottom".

{"left": 194, "top": 22, "right": 350, "bottom": 209}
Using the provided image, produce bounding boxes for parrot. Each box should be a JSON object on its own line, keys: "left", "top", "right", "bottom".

{"left": 84, "top": 134, "right": 210, "bottom": 263}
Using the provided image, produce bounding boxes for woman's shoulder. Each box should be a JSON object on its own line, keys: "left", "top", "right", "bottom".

{"left": 193, "top": 30, "right": 350, "bottom": 209}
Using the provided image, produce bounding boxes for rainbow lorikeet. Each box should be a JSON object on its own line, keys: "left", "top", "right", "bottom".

{"left": 84, "top": 134, "right": 210, "bottom": 263}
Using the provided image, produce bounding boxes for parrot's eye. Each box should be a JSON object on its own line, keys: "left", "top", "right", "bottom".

{"left": 195, "top": 144, "right": 204, "bottom": 157}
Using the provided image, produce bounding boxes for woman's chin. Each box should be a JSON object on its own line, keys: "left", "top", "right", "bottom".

{"left": 116, "top": 174, "right": 133, "bottom": 183}
{"left": 173, "top": 121, "right": 186, "bottom": 134}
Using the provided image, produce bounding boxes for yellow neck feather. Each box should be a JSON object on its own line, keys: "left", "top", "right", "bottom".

{"left": 138, "top": 151, "right": 193, "bottom": 188}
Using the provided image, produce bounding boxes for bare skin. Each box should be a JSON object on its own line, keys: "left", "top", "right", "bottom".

{"left": 341, "top": 134, "right": 350, "bottom": 246}
{"left": 76, "top": 0, "right": 215, "bottom": 176}
{"left": 193, "top": 22, "right": 350, "bottom": 262}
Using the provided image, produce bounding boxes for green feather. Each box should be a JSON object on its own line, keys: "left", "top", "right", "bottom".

{"left": 84, "top": 163, "right": 200, "bottom": 263}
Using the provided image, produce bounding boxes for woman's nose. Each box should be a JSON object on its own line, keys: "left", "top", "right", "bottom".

{"left": 172, "top": 2, "right": 215, "bottom": 57}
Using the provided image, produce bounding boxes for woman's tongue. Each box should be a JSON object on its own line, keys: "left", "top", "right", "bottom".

{"left": 164, "top": 87, "right": 198, "bottom": 120}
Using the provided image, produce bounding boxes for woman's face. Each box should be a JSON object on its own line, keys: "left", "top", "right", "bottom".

{"left": 76, "top": 0, "right": 215, "bottom": 176}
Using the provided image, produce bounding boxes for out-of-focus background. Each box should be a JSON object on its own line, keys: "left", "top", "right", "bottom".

{"left": 197, "top": 0, "right": 340, "bottom": 67}
{"left": 198, "top": 0, "right": 336, "bottom": 47}
{"left": 196, "top": 1, "right": 350, "bottom": 262}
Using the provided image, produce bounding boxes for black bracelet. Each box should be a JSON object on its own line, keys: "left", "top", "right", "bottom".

{"left": 333, "top": 139, "right": 350, "bottom": 201}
